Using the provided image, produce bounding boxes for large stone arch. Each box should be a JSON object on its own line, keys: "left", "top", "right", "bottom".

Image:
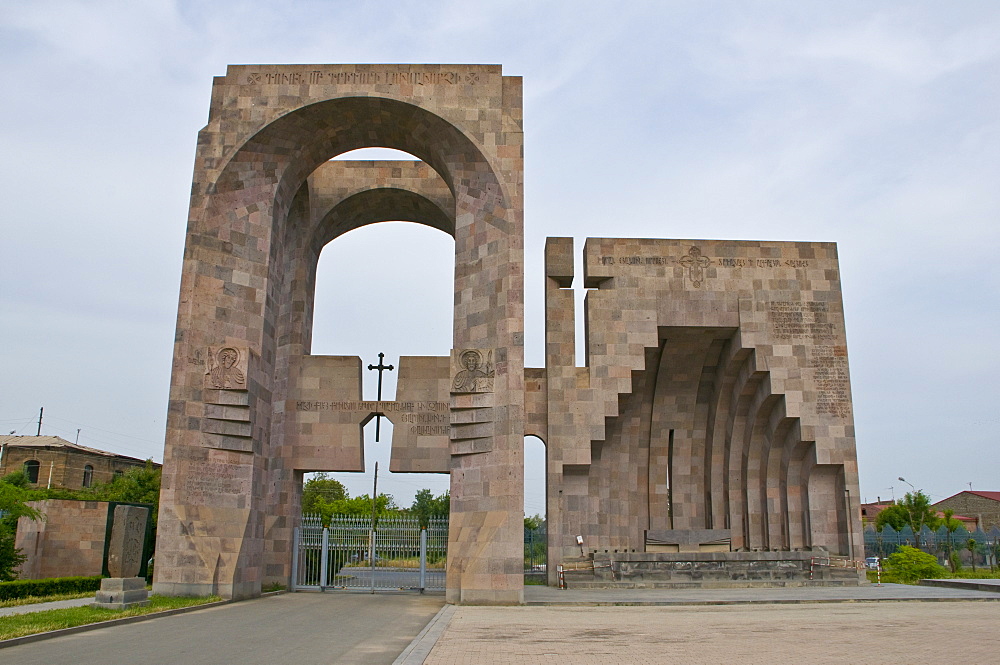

{"left": 156, "top": 65, "right": 524, "bottom": 603}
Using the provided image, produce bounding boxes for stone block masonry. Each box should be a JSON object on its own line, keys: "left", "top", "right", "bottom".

{"left": 155, "top": 64, "right": 862, "bottom": 602}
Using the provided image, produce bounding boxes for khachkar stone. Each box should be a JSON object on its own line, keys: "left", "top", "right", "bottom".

{"left": 93, "top": 505, "right": 149, "bottom": 609}
{"left": 107, "top": 505, "right": 148, "bottom": 578}
{"left": 155, "top": 64, "right": 524, "bottom": 603}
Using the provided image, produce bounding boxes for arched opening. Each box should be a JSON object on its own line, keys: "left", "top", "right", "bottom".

{"left": 309, "top": 218, "right": 454, "bottom": 508}
{"left": 524, "top": 435, "right": 547, "bottom": 576}
{"left": 82, "top": 464, "right": 94, "bottom": 488}
{"left": 23, "top": 459, "right": 40, "bottom": 484}
{"left": 159, "top": 80, "right": 524, "bottom": 602}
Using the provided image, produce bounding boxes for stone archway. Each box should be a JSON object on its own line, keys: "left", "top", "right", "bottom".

{"left": 155, "top": 65, "right": 524, "bottom": 604}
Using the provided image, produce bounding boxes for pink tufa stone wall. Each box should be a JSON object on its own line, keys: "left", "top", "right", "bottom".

{"left": 15, "top": 500, "right": 109, "bottom": 579}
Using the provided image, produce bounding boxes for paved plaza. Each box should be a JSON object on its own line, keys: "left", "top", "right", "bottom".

{"left": 419, "top": 601, "right": 1000, "bottom": 664}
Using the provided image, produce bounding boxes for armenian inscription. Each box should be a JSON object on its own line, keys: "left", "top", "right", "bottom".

{"left": 811, "top": 345, "right": 851, "bottom": 417}
{"left": 768, "top": 301, "right": 836, "bottom": 340}
{"left": 597, "top": 254, "right": 810, "bottom": 270}
{"left": 243, "top": 68, "right": 485, "bottom": 86}
{"left": 294, "top": 400, "right": 450, "bottom": 437}
{"left": 184, "top": 462, "right": 250, "bottom": 505}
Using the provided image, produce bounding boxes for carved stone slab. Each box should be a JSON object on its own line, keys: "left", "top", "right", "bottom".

{"left": 450, "top": 348, "right": 496, "bottom": 394}
{"left": 107, "top": 504, "right": 148, "bottom": 578}
{"left": 389, "top": 356, "right": 452, "bottom": 473}
{"left": 205, "top": 346, "right": 249, "bottom": 390}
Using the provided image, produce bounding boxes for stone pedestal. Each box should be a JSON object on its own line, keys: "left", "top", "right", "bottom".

{"left": 92, "top": 577, "right": 149, "bottom": 609}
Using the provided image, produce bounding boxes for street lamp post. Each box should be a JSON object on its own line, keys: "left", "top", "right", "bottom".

{"left": 897, "top": 477, "right": 925, "bottom": 549}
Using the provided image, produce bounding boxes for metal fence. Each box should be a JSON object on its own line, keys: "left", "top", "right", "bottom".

{"left": 524, "top": 524, "right": 547, "bottom": 573}
{"left": 293, "top": 513, "right": 448, "bottom": 592}
{"left": 864, "top": 524, "right": 1000, "bottom": 568}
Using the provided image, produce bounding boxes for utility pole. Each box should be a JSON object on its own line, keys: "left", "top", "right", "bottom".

{"left": 37, "top": 407, "right": 43, "bottom": 436}
{"left": 370, "top": 461, "right": 379, "bottom": 594}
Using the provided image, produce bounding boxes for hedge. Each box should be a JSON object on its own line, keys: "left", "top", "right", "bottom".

{"left": 0, "top": 575, "right": 103, "bottom": 601}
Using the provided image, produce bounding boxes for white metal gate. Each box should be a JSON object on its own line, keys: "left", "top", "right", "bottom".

{"left": 292, "top": 514, "right": 447, "bottom": 592}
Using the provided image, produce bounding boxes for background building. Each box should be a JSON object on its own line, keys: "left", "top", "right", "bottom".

{"left": 934, "top": 491, "right": 1000, "bottom": 531}
{"left": 0, "top": 435, "right": 157, "bottom": 489}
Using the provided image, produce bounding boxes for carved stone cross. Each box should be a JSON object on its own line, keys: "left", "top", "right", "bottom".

{"left": 367, "top": 352, "right": 394, "bottom": 442}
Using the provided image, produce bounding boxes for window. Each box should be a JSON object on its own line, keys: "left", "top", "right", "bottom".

{"left": 24, "top": 459, "right": 40, "bottom": 484}
{"left": 113, "top": 469, "right": 124, "bottom": 478}
{"left": 82, "top": 464, "right": 94, "bottom": 488}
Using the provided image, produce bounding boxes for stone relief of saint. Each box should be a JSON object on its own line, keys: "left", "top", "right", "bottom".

{"left": 208, "top": 347, "right": 246, "bottom": 389}
{"left": 452, "top": 349, "right": 495, "bottom": 393}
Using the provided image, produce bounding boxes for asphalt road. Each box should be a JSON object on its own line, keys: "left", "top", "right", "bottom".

{"left": 325, "top": 567, "right": 446, "bottom": 591}
{"left": 1, "top": 592, "right": 445, "bottom": 665}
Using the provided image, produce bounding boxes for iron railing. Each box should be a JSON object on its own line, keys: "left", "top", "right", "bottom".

{"left": 293, "top": 513, "right": 447, "bottom": 592}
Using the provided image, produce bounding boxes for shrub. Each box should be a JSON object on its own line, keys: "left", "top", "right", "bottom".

{"left": 883, "top": 546, "right": 948, "bottom": 584}
{"left": 0, "top": 575, "right": 103, "bottom": 601}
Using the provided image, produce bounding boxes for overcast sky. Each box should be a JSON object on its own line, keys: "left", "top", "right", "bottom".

{"left": 1, "top": 1, "right": 998, "bottom": 515}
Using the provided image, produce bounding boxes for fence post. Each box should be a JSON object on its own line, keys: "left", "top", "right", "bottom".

{"left": 419, "top": 527, "right": 427, "bottom": 593}
{"left": 369, "top": 528, "right": 376, "bottom": 594}
{"left": 291, "top": 526, "right": 300, "bottom": 591}
{"left": 319, "top": 527, "right": 330, "bottom": 592}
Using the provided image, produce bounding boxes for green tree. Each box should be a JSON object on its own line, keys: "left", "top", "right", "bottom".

{"left": 302, "top": 473, "right": 347, "bottom": 515}
{"left": 313, "top": 493, "right": 397, "bottom": 527}
{"left": 410, "top": 489, "right": 449, "bottom": 527}
{"left": 0, "top": 472, "right": 43, "bottom": 581}
{"left": 967, "top": 537, "right": 980, "bottom": 572}
{"left": 523, "top": 514, "right": 546, "bottom": 569}
{"left": 940, "top": 509, "right": 964, "bottom": 573}
{"left": 523, "top": 514, "right": 544, "bottom": 531}
{"left": 85, "top": 461, "right": 161, "bottom": 529}
{"left": 883, "top": 545, "right": 948, "bottom": 584}
{"left": 875, "top": 491, "right": 940, "bottom": 548}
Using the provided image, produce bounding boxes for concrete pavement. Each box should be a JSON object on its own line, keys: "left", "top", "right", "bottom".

{"left": 0, "top": 596, "right": 94, "bottom": 617}
{"left": 416, "top": 601, "right": 1000, "bottom": 664}
{"left": 522, "top": 580, "right": 1000, "bottom": 605}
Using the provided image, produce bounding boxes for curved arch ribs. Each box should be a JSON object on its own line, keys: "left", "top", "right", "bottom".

{"left": 540, "top": 238, "right": 863, "bottom": 572}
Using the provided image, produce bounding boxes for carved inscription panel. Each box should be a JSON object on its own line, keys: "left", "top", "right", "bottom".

{"left": 810, "top": 345, "right": 852, "bottom": 418}
{"left": 183, "top": 462, "right": 251, "bottom": 506}
{"left": 768, "top": 301, "right": 836, "bottom": 341}
{"left": 238, "top": 67, "right": 490, "bottom": 87}
{"left": 294, "top": 400, "right": 450, "bottom": 437}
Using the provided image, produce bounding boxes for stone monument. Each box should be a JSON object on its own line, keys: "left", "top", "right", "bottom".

{"left": 154, "top": 64, "right": 863, "bottom": 602}
{"left": 155, "top": 64, "right": 524, "bottom": 604}
{"left": 94, "top": 505, "right": 150, "bottom": 609}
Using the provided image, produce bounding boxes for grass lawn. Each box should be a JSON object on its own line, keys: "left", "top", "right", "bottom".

{"left": 0, "top": 594, "right": 222, "bottom": 641}
{"left": 866, "top": 568, "right": 1000, "bottom": 584}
